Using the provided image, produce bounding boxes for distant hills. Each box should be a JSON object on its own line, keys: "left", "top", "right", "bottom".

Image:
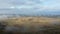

{"left": 0, "top": 9, "right": 60, "bottom": 17}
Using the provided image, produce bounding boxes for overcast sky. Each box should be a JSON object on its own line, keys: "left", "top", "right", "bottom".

{"left": 0, "top": 0, "right": 60, "bottom": 14}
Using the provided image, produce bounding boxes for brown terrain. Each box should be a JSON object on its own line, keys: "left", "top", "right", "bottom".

{"left": 0, "top": 17, "right": 60, "bottom": 34}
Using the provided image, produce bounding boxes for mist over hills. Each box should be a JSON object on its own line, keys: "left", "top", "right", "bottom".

{"left": 0, "top": 9, "right": 60, "bottom": 18}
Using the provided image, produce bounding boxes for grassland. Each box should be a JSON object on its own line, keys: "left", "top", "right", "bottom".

{"left": 0, "top": 16, "right": 60, "bottom": 34}
{"left": 6, "top": 17, "right": 60, "bottom": 26}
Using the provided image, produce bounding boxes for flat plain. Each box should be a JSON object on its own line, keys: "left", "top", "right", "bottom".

{"left": 0, "top": 16, "right": 60, "bottom": 34}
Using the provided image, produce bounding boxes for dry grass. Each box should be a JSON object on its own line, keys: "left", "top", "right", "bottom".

{"left": 5, "top": 17, "right": 60, "bottom": 26}
{"left": 0, "top": 17, "right": 60, "bottom": 34}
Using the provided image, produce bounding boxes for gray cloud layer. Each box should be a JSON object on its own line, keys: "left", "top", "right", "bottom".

{"left": 0, "top": 0, "right": 60, "bottom": 15}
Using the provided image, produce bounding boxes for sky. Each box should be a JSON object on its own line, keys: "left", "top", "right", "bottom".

{"left": 0, "top": 0, "right": 60, "bottom": 15}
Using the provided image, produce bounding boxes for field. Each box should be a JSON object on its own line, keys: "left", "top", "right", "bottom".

{"left": 0, "top": 16, "right": 60, "bottom": 34}
{"left": 6, "top": 17, "right": 60, "bottom": 26}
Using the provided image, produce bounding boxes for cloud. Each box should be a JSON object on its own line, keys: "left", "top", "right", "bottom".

{"left": 0, "top": 0, "right": 60, "bottom": 13}
{"left": 8, "top": 0, "right": 60, "bottom": 11}
{"left": 0, "top": 0, "right": 60, "bottom": 16}
{"left": 0, "top": 0, "right": 14, "bottom": 8}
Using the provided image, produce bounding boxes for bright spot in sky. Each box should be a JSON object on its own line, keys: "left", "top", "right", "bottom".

{"left": 10, "top": 6, "right": 34, "bottom": 9}
{"left": 40, "top": 0, "right": 44, "bottom": 2}
{"left": 10, "top": 6, "right": 15, "bottom": 9}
